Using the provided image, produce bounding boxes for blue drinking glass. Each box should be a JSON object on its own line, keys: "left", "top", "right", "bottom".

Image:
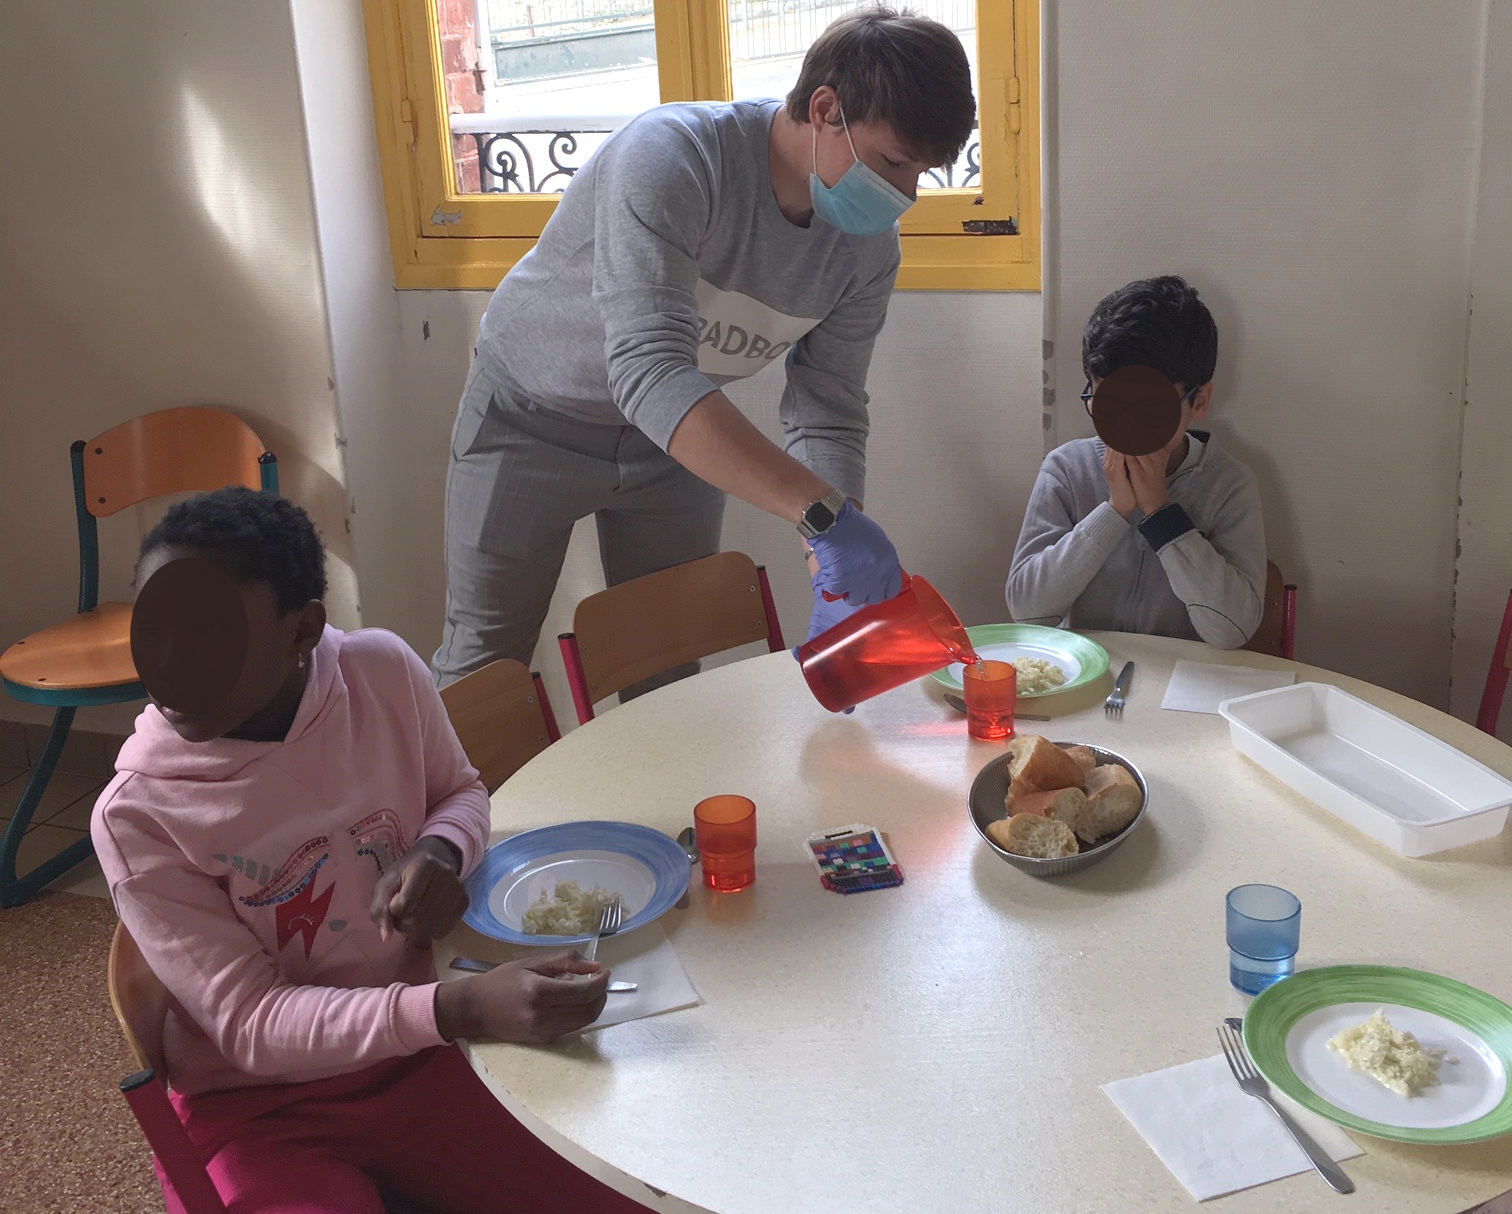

{"left": 1226, "top": 884, "right": 1301, "bottom": 995}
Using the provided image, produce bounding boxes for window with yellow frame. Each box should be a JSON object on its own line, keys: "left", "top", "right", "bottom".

{"left": 361, "top": 0, "right": 1038, "bottom": 290}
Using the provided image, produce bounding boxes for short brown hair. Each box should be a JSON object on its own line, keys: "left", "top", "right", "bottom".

{"left": 785, "top": 5, "right": 976, "bottom": 167}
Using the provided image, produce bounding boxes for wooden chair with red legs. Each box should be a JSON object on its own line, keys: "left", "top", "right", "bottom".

{"left": 1476, "top": 589, "right": 1512, "bottom": 736}
{"left": 439, "top": 659, "right": 561, "bottom": 794}
{"left": 0, "top": 407, "right": 277, "bottom": 907}
{"left": 1241, "top": 560, "right": 1299, "bottom": 661}
{"left": 558, "top": 552, "right": 786, "bottom": 726}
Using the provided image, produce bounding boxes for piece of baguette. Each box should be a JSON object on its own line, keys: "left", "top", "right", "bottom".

{"left": 1006, "top": 786, "right": 1089, "bottom": 836}
{"left": 987, "top": 813, "right": 1079, "bottom": 859}
{"left": 1004, "top": 735, "right": 1086, "bottom": 801}
{"left": 1074, "top": 764, "right": 1143, "bottom": 843}
{"left": 1061, "top": 744, "right": 1098, "bottom": 773}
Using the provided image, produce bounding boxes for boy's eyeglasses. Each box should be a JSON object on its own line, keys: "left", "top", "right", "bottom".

{"left": 1081, "top": 379, "right": 1200, "bottom": 419}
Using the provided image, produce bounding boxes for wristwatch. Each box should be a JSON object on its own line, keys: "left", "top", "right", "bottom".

{"left": 797, "top": 489, "right": 848, "bottom": 540}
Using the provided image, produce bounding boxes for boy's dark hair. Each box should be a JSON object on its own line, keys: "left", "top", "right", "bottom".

{"left": 786, "top": 5, "right": 976, "bottom": 167}
{"left": 138, "top": 487, "right": 327, "bottom": 613}
{"left": 1082, "top": 276, "right": 1220, "bottom": 390}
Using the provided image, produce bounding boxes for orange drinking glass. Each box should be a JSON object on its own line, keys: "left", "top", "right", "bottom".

{"left": 963, "top": 659, "right": 1017, "bottom": 741}
{"left": 693, "top": 795, "right": 757, "bottom": 891}
{"left": 797, "top": 575, "right": 976, "bottom": 713}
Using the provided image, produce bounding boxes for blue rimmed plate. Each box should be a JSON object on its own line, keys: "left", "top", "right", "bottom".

{"left": 462, "top": 821, "right": 691, "bottom": 946}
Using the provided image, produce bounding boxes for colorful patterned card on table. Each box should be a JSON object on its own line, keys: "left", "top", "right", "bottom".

{"left": 805, "top": 824, "right": 904, "bottom": 894}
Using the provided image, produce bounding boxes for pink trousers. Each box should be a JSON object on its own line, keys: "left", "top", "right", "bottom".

{"left": 159, "top": 1045, "right": 656, "bottom": 1214}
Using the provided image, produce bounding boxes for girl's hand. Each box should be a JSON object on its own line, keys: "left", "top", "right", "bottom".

{"left": 436, "top": 952, "right": 610, "bottom": 1043}
{"left": 1102, "top": 448, "right": 1137, "bottom": 519}
{"left": 369, "top": 837, "right": 468, "bottom": 945}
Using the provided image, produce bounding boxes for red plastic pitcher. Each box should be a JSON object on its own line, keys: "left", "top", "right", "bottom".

{"left": 798, "top": 574, "right": 976, "bottom": 713}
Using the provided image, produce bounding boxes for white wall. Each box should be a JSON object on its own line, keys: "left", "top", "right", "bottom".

{"left": 1044, "top": 0, "right": 1489, "bottom": 708}
{"left": 392, "top": 291, "right": 1044, "bottom": 721}
{"left": 1451, "top": 0, "right": 1512, "bottom": 742}
{"left": 0, "top": 0, "right": 359, "bottom": 733}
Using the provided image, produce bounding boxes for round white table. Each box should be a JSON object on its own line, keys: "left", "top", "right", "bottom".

{"left": 440, "top": 633, "right": 1512, "bottom": 1214}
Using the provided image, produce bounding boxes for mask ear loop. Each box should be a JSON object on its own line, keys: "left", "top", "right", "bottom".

{"left": 812, "top": 99, "right": 861, "bottom": 180}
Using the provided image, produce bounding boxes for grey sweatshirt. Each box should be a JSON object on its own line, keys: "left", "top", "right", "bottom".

{"left": 474, "top": 100, "right": 901, "bottom": 503}
{"left": 1006, "top": 432, "right": 1266, "bottom": 648}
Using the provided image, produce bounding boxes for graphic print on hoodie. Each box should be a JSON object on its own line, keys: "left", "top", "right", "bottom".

{"left": 91, "top": 625, "right": 490, "bottom": 1095}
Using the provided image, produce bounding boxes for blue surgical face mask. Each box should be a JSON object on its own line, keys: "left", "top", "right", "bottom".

{"left": 809, "top": 109, "right": 914, "bottom": 237}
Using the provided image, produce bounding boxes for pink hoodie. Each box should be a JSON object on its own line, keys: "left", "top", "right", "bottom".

{"left": 91, "top": 625, "right": 491, "bottom": 1096}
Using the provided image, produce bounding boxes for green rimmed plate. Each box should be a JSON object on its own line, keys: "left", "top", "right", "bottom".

{"left": 1243, "top": 965, "right": 1512, "bottom": 1144}
{"left": 929, "top": 625, "right": 1111, "bottom": 697}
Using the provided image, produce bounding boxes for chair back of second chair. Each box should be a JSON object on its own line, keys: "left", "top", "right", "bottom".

{"left": 1476, "top": 589, "right": 1512, "bottom": 736}
{"left": 560, "top": 552, "right": 785, "bottom": 723}
{"left": 1242, "top": 560, "right": 1298, "bottom": 661}
{"left": 439, "top": 660, "right": 561, "bottom": 793}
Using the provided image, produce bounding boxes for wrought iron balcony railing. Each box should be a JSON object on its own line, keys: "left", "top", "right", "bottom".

{"left": 449, "top": 112, "right": 981, "bottom": 195}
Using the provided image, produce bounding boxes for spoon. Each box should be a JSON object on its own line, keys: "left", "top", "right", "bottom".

{"left": 942, "top": 693, "right": 1050, "bottom": 722}
{"left": 675, "top": 826, "right": 698, "bottom": 909}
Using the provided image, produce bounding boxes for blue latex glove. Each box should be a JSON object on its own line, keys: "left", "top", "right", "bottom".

{"left": 807, "top": 502, "right": 903, "bottom": 607}
{"left": 792, "top": 574, "right": 860, "bottom": 713}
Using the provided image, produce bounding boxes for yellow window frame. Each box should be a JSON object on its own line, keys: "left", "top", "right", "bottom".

{"left": 361, "top": 0, "right": 1039, "bottom": 290}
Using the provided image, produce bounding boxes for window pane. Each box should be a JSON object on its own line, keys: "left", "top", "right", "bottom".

{"left": 441, "top": 0, "right": 661, "bottom": 194}
{"left": 728, "top": 0, "right": 979, "bottom": 191}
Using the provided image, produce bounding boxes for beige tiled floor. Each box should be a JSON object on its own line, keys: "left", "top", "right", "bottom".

{"left": 0, "top": 765, "right": 111, "bottom": 900}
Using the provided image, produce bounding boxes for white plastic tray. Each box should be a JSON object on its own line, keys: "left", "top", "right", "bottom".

{"left": 1218, "top": 682, "right": 1512, "bottom": 856}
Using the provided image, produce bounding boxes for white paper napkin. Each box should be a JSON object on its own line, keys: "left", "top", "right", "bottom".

{"left": 1160, "top": 660, "right": 1296, "bottom": 715}
{"left": 1102, "top": 1054, "right": 1363, "bottom": 1201}
{"left": 579, "top": 923, "right": 700, "bottom": 1032}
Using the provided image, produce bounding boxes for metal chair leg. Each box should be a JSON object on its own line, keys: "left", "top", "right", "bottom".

{"left": 0, "top": 706, "right": 95, "bottom": 908}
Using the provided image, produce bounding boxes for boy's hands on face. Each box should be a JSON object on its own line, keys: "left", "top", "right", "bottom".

{"left": 370, "top": 837, "right": 468, "bottom": 945}
{"left": 435, "top": 952, "right": 610, "bottom": 1044}
{"left": 1125, "top": 450, "right": 1172, "bottom": 516}
{"left": 1102, "top": 447, "right": 1137, "bottom": 519}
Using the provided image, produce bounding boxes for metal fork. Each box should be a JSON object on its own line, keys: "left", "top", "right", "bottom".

{"left": 1217, "top": 1019, "right": 1354, "bottom": 1193}
{"left": 583, "top": 897, "right": 623, "bottom": 965}
{"left": 1104, "top": 661, "right": 1134, "bottom": 717}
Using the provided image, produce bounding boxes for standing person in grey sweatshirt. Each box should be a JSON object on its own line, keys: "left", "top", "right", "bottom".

{"left": 1006, "top": 277, "right": 1266, "bottom": 649}
{"left": 433, "top": 7, "right": 976, "bottom": 692}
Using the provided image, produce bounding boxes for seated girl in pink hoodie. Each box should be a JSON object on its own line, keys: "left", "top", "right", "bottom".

{"left": 92, "top": 487, "right": 651, "bottom": 1214}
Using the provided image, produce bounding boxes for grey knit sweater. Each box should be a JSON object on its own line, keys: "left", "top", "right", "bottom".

{"left": 1005, "top": 432, "right": 1266, "bottom": 648}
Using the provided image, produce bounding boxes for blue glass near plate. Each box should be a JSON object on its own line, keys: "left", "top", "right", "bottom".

{"left": 462, "top": 821, "right": 691, "bottom": 946}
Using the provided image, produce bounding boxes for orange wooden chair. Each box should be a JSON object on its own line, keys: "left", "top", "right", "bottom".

{"left": 1476, "top": 589, "right": 1512, "bottom": 736}
{"left": 0, "top": 407, "right": 277, "bottom": 907}
{"left": 1241, "top": 560, "right": 1298, "bottom": 661}
{"left": 108, "top": 921, "right": 230, "bottom": 1214}
{"left": 558, "top": 551, "right": 785, "bottom": 725}
{"left": 439, "top": 659, "right": 561, "bottom": 794}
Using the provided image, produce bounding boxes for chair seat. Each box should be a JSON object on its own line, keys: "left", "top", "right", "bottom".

{"left": 1, "top": 602, "right": 138, "bottom": 691}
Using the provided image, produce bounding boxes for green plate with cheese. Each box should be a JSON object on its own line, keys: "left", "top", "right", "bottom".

{"left": 1243, "top": 965, "right": 1512, "bottom": 1144}
{"left": 929, "top": 624, "right": 1110, "bottom": 697}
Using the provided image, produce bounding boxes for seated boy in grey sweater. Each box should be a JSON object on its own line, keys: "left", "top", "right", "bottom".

{"left": 1006, "top": 276, "right": 1266, "bottom": 648}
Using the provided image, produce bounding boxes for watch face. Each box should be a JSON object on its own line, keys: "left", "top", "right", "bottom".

{"left": 806, "top": 500, "right": 837, "bottom": 533}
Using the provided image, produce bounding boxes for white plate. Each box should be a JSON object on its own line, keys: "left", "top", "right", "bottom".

{"left": 1284, "top": 1001, "right": 1507, "bottom": 1130}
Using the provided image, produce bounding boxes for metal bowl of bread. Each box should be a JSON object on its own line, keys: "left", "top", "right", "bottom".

{"left": 969, "top": 735, "right": 1148, "bottom": 876}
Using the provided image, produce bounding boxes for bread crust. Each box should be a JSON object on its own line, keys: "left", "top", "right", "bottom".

{"left": 988, "top": 813, "right": 1079, "bottom": 859}
{"left": 1062, "top": 745, "right": 1098, "bottom": 773}
{"left": 1004, "top": 735, "right": 1086, "bottom": 801}
{"left": 1006, "top": 786, "right": 1088, "bottom": 835}
{"left": 1075, "top": 764, "right": 1143, "bottom": 843}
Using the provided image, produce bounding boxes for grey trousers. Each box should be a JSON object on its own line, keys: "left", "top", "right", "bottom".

{"left": 432, "top": 359, "right": 726, "bottom": 694}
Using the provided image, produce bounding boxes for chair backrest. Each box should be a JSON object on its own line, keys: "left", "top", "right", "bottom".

{"left": 1476, "top": 589, "right": 1512, "bottom": 735}
{"left": 83, "top": 406, "right": 273, "bottom": 517}
{"left": 107, "top": 920, "right": 170, "bottom": 1077}
{"left": 560, "top": 552, "right": 785, "bottom": 721}
{"left": 1242, "top": 560, "right": 1297, "bottom": 661}
{"left": 439, "top": 660, "right": 561, "bottom": 793}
